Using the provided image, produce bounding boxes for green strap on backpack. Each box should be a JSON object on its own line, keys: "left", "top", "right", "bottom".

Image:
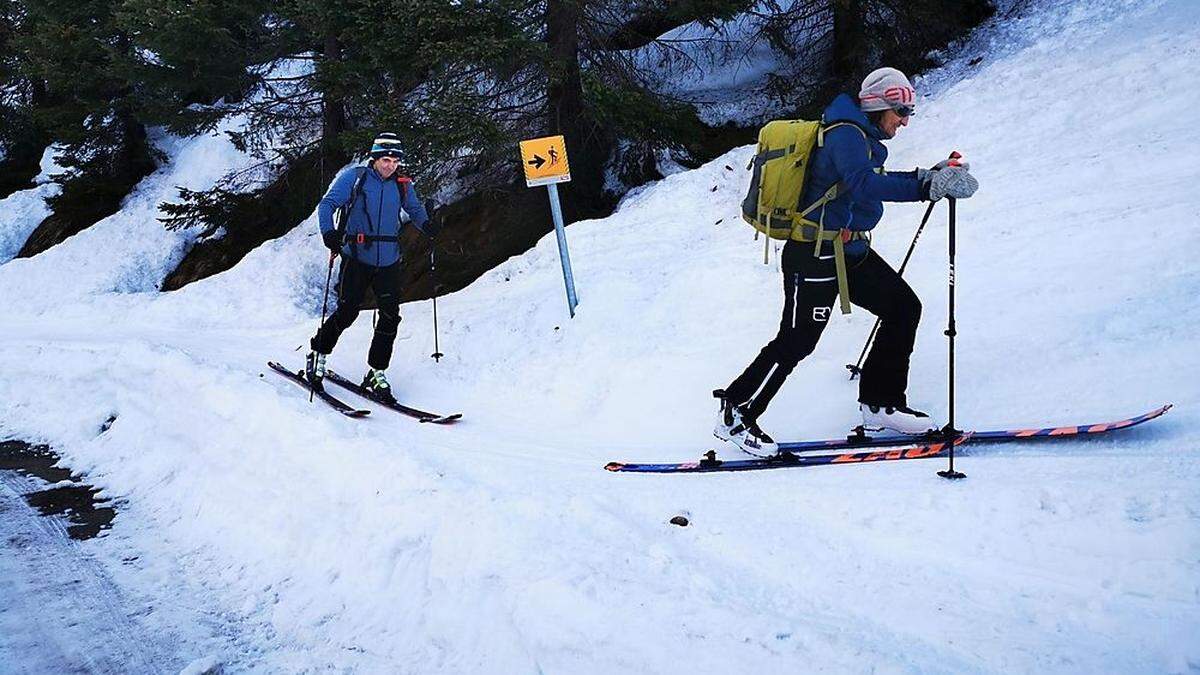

{"left": 741, "top": 120, "right": 871, "bottom": 314}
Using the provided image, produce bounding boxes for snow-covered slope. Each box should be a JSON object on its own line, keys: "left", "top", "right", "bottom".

{"left": 0, "top": 147, "right": 63, "bottom": 264}
{"left": 2, "top": 0, "right": 1198, "bottom": 671}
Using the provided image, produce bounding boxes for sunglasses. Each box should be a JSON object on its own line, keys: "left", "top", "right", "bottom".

{"left": 892, "top": 105, "right": 914, "bottom": 118}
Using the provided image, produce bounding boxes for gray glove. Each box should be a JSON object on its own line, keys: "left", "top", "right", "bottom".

{"left": 927, "top": 164, "right": 979, "bottom": 201}
{"left": 915, "top": 156, "right": 966, "bottom": 186}
{"left": 929, "top": 157, "right": 960, "bottom": 172}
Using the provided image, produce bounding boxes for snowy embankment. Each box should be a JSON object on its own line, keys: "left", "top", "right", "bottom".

{"left": 0, "top": 147, "right": 62, "bottom": 264}
{"left": 2, "top": 0, "right": 1199, "bottom": 672}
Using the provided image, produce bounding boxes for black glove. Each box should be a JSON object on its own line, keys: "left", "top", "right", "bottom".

{"left": 322, "top": 229, "right": 342, "bottom": 252}
{"left": 419, "top": 198, "right": 440, "bottom": 240}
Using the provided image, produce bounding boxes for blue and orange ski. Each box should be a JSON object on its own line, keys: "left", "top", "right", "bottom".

{"left": 604, "top": 405, "right": 1171, "bottom": 474}
{"left": 605, "top": 436, "right": 969, "bottom": 474}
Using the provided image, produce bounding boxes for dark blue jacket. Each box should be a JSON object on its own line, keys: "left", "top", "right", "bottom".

{"left": 317, "top": 164, "right": 432, "bottom": 267}
{"left": 801, "top": 93, "right": 925, "bottom": 257}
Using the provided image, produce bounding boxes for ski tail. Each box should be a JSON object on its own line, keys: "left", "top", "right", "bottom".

{"left": 323, "top": 369, "right": 461, "bottom": 424}
{"left": 266, "top": 361, "right": 371, "bottom": 418}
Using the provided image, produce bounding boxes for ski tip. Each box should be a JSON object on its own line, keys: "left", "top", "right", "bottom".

{"left": 604, "top": 462, "right": 625, "bottom": 472}
{"left": 419, "top": 413, "right": 463, "bottom": 424}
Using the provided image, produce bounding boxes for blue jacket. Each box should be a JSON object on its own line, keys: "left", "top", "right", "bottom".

{"left": 317, "top": 164, "right": 432, "bottom": 267}
{"left": 801, "top": 93, "right": 925, "bottom": 257}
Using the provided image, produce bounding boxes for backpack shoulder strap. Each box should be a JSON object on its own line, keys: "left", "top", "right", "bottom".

{"left": 348, "top": 167, "right": 370, "bottom": 211}
{"left": 336, "top": 167, "right": 371, "bottom": 240}
{"left": 350, "top": 166, "right": 369, "bottom": 199}
{"left": 796, "top": 122, "right": 870, "bottom": 222}
{"left": 818, "top": 121, "right": 870, "bottom": 158}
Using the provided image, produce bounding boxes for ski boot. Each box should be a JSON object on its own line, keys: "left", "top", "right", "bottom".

{"left": 859, "top": 403, "right": 939, "bottom": 436}
{"left": 305, "top": 350, "right": 327, "bottom": 391}
{"left": 713, "top": 390, "right": 779, "bottom": 458}
{"left": 362, "top": 368, "right": 397, "bottom": 405}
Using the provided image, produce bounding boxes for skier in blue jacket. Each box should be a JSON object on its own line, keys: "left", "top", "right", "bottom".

{"left": 305, "top": 132, "right": 436, "bottom": 403}
{"left": 715, "top": 67, "right": 979, "bottom": 456}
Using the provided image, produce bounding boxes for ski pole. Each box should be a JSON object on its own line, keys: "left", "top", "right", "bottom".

{"left": 847, "top": 200, "right": 936, "bottom": 379}
{"left": 313, "top": 251, "right": 336, "bottom": 402}
{"left": 938, "top": 196, "right": 965, "bottom": 480}
{"left": 430, "top": 246, "right": 443, "bottom": 362}
{"left": 848, "top": 152, "right": 960, "bottom": 379}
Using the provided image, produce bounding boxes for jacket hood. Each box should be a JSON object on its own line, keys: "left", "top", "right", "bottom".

{"left": 823, "top": 93, "right": 885, "bottom": 140}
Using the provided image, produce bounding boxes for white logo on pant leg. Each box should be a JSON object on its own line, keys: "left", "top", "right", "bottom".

{"left": 812, "top": 307, "right": 831, "bottom": 322}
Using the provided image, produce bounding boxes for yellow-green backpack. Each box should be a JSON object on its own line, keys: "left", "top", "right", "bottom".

{"left": 740, "top": 119, "right": 869, "bottom": 314}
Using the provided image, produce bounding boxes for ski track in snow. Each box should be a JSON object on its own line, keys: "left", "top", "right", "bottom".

{"left": 2, "top": 0, "right": 1200, "bottom": 672}
{"left": 0, "top": 469, "right": 167, "bottom": 673}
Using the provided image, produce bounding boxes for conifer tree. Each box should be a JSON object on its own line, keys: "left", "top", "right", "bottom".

{"left": 0, "top": 0, "right": 50, "bottom": 196}
{"left": 12, "top": 0, "right": 157, "bottom": 257}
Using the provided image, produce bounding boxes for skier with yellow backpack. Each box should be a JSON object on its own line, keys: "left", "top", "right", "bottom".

{"left": 714, "top": 67, "right": 979, "bottom": 457}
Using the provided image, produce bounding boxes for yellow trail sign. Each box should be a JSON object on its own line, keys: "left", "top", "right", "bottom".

{"left": 518, "top": 134, "right": 578, "bottom": 316}
{"left": 519, "top": 135, "right": 570, "bottom": 187}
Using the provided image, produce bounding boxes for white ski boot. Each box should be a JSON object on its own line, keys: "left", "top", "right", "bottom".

{"left": 714, "top": 392, "right": 779, "bottom": 457}
{"left": 859, "top": 403, "right": 939, "bottom": 435}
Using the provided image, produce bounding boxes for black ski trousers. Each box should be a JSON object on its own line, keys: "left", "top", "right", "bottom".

{"left": 311, "top": 256, "right": 403, "bottom": 370}
{"left": 724, "top": 246, "right": 921, "bottom": 420}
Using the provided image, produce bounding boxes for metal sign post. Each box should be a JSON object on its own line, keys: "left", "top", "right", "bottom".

{"left": 545, "top": 182, "right": 578, "bottom": 317}
{"left": 519, "top": 134, "right": 578, "bottom": 318}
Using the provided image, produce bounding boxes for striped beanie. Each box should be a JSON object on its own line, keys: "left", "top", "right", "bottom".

{"left": 858, "top": 67, "right": 916, "bottom": 113}
{"left": 370, "top": 132, "right": 403, "bottom": 159}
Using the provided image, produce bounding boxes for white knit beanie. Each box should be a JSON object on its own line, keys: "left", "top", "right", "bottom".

{"left": 858, "top": 67, "right": 916, "bottom": 113}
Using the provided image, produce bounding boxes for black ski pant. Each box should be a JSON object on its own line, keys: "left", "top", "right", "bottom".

{"left": 723, "top": 248, "right": 921, "bottom": 420}
{"left": 311, "top": 256, "right": 403, "bottom": 370}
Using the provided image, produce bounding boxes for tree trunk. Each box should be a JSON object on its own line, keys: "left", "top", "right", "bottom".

{"left": 321, "top": 31, "right": 347, "bottom": 148}
{"left": 544, "top": 0, "right": 611, "bottom": 223}
{"left": 319, "top": 29, "right": 349, "bottom": 191}
{"left": 0, "top": 81, "right": 52, "bottom": 199}
{"left": 830, "top": 0, "right": 869, "bottom": 93}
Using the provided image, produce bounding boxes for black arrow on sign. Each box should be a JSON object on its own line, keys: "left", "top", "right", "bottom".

{"left": 528, "top": 155, "right": 546, "bottom": 169}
